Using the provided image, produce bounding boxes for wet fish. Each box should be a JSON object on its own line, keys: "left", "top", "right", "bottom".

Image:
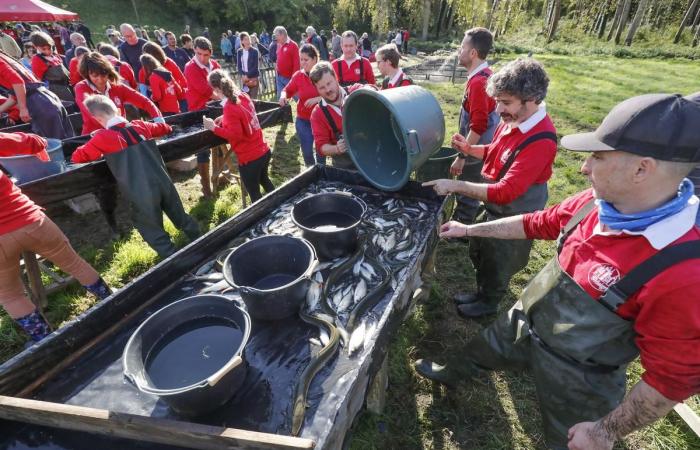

{"left": 348, "top": 320, "right": 366, "bottom": 355}
{"left": 354, "top": 279, "right": 367, "bottom": 303}
{"left": 195, "top": 260, "right": 216, "bottom": 276}
{"left": 199, "top": 279, "right": 232, "bottom": 294}
{"left": 352, "top": 256, "right": 365, "bottom": 277}
{"left": 306, "top": 281, "right": 321, "bottom": 311}
{"left": 184, "top": 272, "right": 224, "bottom": 282}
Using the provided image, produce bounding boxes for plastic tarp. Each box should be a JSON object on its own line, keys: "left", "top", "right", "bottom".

{"left": 0, "top": 0, "right": 79, "bottom": 22}
{"left": 0, "top": 166, "right": 448, "bottom": 450}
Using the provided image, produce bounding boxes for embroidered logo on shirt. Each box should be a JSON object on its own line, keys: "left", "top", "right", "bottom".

{"left": 113, "top": 97, "right": 122, "bottom": 107}
{"left": 588, "top": 263, "right": 621, "bottom": 292}
{"left": 355, "top": 68, "right": 360, "bottom": 75}
{"left": 499, "top": 149, "right": 511, "bottom": 164}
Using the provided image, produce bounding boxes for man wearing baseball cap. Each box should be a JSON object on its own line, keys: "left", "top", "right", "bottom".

{"left": 415, "top": 93, "right": 700, "bottom": 449}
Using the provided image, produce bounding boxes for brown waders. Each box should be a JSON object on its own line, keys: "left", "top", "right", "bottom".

{"left": 104, "top": 126, "right": 201, "bottom": 258}
{"left": 465, "top": 200, "right": 700, "bottom": 448}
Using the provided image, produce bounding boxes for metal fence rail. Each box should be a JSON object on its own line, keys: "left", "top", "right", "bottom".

{"left": 219, "top": 60, "right": 278, "bottom": 101}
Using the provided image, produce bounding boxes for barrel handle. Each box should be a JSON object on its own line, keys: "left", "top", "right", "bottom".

{"left": 406, "top": 130, "right": 421, "bottom": 157}
{"left": 206, "top": 355, "right": 243, "bottom": 387}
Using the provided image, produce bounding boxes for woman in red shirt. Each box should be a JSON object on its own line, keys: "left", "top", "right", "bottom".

{"left": 279, "top": 44, "right": 323, "bottom": 167}
{"left": 29, "top": 31, "right": 72, "bottom": 102}
{"left": 203, "top": 69, "right": 274, "bottom": 203}
{"left": 74, "top": 52, "right": 163, "bottom": 135}
{"left": 0, "top": 150, "right": 111, "bottom": 343}
{"left": 140, "top": 54, "right": 183, "bottom": 115}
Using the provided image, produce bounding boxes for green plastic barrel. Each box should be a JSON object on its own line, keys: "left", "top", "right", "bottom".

{"left": 343, "top": 85, "right": 445, "bottom": 191}
{"left": 414, "top": 146, "right": 458, "bottom": 182}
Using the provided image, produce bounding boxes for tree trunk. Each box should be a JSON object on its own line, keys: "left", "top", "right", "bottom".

{"left": 692, "top": 4, "right": 700, "bottom": 32}
{"left": 131, "top": 0, "right": 141, "bottom": 23}
{"left": 597, "top": 0, "right": 612, "bottom": 39}
{"left": 446, "top": 2, "right": 457, "bottom": 35}
{"left": 613, "top": 0, "right": 632, "bottom": 44}
{"left": 675, "top": 0, "right": 700, "bottom": 43}
{"left": 608, "top": 0, "right": 625, "bottom": 40}
{"left": 435, "top": 0, "right": 448, "bottom": 38}
{"left": 694, "top": 13, "right": 700, "bottom": 45}
{"left": 546, "top": 0, "right": 561, "bottom": 42}
{"left": 625, "top": 0, "right": 650, "bottom": 45}
{"left": 487, "top": 0, "right": 500, "bottom": 31}
{"left": 421, "top": 0, "right": 432, "bottom": 40}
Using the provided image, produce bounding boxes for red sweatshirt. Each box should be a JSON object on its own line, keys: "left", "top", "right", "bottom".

{"left": 0, "top": 131, "right": 48, "bottom": 161}
{"left": 71, "top": 120, "right": 172, "bottom": 163}
{"left": 149, "top": 69, "right": 183, "bottom": 114}
{"left": 0, "top": 171, "right": 43, "bottom": 235}
{"left": 74, "top": 80, "right": 162, "bottom": 135}
{"left": 104, "top": 55, "right": 137, "bottom": 89}
{"left": 0, "top": 95, "right": 21, "bottom": 123}
{"left": 331, "top": 56, "right": 376, "bottom": 85}
{"left": 464, "top": 67, "right": 496, "bottom": 135}
{"left": 523, "top": 189, "right": 700, "bottom": 401}
{"left": 0, "top": 56, "right": 39, "bottom": 90}
{"left": 184, "top": 58, "right": 221, "bottom": 111}
{"left": 211, "top": 94, "right": 269, "bottom": 165}
{"left": 309, "top": 85, "right": 363, "bottom": 155}
{"left": 275, "top": 39, "right": 300, "bottom": 78}
{"left": 138, "top": 58, "right": 188, "bottom": 91}
{"left": 68, "top": 57, "right": 83, "bottom": 86}
{"left": 30, "top": 53, "right": 65, "bottom": 82}
{"left": 282, "top": 70, "right": 318, "bottom": 120}
{"left": 481, "top": 111, "right": 557, "bottom": 205}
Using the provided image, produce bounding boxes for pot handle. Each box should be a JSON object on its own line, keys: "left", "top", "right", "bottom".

{"left": 206, "top": 355, "right": 243, "bottom": 387}
{"left": 406, "top": 130, "right": 421, "bottom": 157}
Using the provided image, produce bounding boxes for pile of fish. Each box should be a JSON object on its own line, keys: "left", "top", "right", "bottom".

{"left": 182, "top": 181, "right": 439, "bottom": 435}
{"left": 156, "top": 124, "right": 205, "bottom": 144}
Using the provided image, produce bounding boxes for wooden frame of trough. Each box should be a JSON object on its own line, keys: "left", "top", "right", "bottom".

{"left": 0, "top": 166, "right": 448, "bottom": 450}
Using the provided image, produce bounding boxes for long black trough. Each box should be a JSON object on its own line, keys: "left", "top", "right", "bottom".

{"left": 0, "top": 166, "right": 448, "bottom": 450}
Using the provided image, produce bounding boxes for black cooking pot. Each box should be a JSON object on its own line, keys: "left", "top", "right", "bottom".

{"left": 122, "top": 295, "right": 251, "bottom": 417}
{"left": 222, "top": 235, "right": 318, "bottom": 320}
{"left": 291, "top": 192, "right": 367, "bottom": 260}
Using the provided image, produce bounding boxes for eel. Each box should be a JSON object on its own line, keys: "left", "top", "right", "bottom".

{"left": 346, "top": 256, "right": 392, "bottom": 332}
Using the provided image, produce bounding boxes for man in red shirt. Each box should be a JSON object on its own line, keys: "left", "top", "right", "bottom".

{"left": 273, "top": 26, "right": 300, "bottom": 100}
{"left": 309, "top": 61, "right": 366, "bottom": 170}
{"left": 424, "top": 58, "right": 557, "bottom": 318}
{"left": 416, "top": 94, "right": 700, "bottom": 450}
{"left": 184, "top": 36, "right": 221, "bottom": 198}
{"left": 376, "top": 43, "right": 413, "bottom": 89}
{"left": 331, "top": 31, "right": 375, "bottom": 88}
{"left": 451, "top": 28, "right": 499, "bottom": 223}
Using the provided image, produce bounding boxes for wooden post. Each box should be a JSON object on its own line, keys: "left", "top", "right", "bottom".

{"left": 625, "top": 0, "right": 650, "bottom": 45}
{"left": 675, "top": 0, "right": 700, "bottom": 43}
{"left": 22, "top": 252, "right": 48, "bottom": 310}
{"left": 0, "top": 396, "right": 315, "bottom": 450}
{"left": 366, "top": 355, "right": 389, "bottom": 414}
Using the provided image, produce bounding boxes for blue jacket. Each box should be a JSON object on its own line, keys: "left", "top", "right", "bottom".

{"left": 220, "top": 38, "right": 233, "bottom": 56}
{"left": 237, "top": 47, "right": 259, "bottom": 78}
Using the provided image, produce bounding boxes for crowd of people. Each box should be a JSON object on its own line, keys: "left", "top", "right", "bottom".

{"left": 1, "top": 16, "right": 699, "bottom": 450}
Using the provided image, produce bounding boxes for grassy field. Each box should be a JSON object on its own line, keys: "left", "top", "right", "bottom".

{"left": 1, "top": 52, "right": 699, "bottom": 448}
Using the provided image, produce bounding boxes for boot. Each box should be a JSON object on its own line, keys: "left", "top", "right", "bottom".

{"left": 453, "top": 292, "right": 482, "bottom": 305}
{"left": 84, "top": 277, "right": 112, "bottom": 300}
{"left": 198, "top": 162, "right": 212, "bottom": 198}
{"left": 413, "top": 358, "right": 482, "bottom": 387}
{"left": 15, "top": 310, "right": 52, "bottom": 342}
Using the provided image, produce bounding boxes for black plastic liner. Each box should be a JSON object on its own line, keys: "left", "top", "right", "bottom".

{"left": 0, "top": 167, "right": 448, "bottom": 450}
{"left": 17, "top": 102, "right": 292, "bottom": 209}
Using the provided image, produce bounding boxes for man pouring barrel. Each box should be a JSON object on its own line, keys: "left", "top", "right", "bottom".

{"left": 424, "top": 58, "right": 558, "bottom": 318}
{"left": 416, "top": 93, "right": 700, "bottom": 450}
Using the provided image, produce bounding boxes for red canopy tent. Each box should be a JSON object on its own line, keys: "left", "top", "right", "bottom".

{"left": 0, "top": 0, "right": 80, "bottom": 22}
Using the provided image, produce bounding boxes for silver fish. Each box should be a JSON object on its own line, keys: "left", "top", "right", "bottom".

{"left": 354, "top": 279, "right": 367, "bottom": 302}
{"left": 185, "top": 272, "right": 224, "bottom": 282}
{"left": 348, "top": 320, "right": 366, "bottom": 355}
{"left": 199, "top": 279, "right": 232, "bottom": 294}
{"left": 306, "top": 281, "right": 321, "bottom": 311}
{"left": 338, "top": 290, "right": 353, "bottom": 312}
{"left": 319, "top": 328, "right": 330, "bottom": 346}
{"left": 360, "top": 261, "right": 376, "bottom": 280}
{"left": 352, "top": 256, "right": 365, "bottom": 277}
{"left": 395, "top": 249, "right": 412, "bottom": 261}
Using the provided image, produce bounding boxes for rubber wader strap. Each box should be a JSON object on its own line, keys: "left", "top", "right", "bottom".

{"left": 382, "top": 77, "right": 388, "bottom": 89}
{"left": 600, "top": 240, "right": 700, "bottom": 312}
{"left": 358, "top": 58, "right": 365, "bottom": 84}
{"left": 496, "top": 131, "right": 558, "bottom": 181}
{"left": 319, "top": 104, "right": 341, "bottom": 141}
{"left": 556, "top": 199, "right": 596, "bottom": 253}
{"left": 111, "top": 125, "right": 145, "bottom": 145}
{"left": 336, "top": 59, "right": 344, "bottom": 85}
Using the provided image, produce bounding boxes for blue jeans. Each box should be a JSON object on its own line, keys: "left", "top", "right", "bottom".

{"left": 276, "top": 74, "right": 291, "bottom": 100}
{"left": 295, "top": 118, "right": 327, "bottom": 167}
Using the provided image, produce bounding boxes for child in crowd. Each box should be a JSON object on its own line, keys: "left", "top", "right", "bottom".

{"left": 140, "top": 54, "right": 183, "bottom": 115}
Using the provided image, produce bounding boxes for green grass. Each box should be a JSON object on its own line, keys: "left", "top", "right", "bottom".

{"left": 1, "top": 52, "right": 698, "bottom": 448}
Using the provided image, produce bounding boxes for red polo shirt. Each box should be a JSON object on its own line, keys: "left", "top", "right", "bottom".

{"left": 464, "top": 67, "right": 496, "bottom": 135}
{"left": 0, "top": 171, "right": 43, "bottom": 235}
{"left": 523, "top": 189, "right": 700, "bottom": 402}
{"left": 149, "top": 70, "right": 183, "bottom": 114}
{"left": 309, "top": 84, "right": 364, "bottom": 155}
{"left": 74, "top": 80, "right": 162, "bottom": 134}
{"left": 104, "top": 55, "right": 137, "bottom": 89}
{"left": 30, "top": 53, "right": 65, "bottom": 82}
{"left": 275, "top": 39, "right": 300, "bottom": 78}
{"left": 68, "top": 57, "right": 82, "bottom": 86}
{"left": 71, "top": 120, "right": 172, "bottom": 163}
{"left": 282, "top": 70, "right": 318, "bottom": 120}
{"left": 138, "top": 58, "right": 188, "bottom": 90}
{"left": 211, "top": 94, "right": 269, "bottom": 165}
{"left": 331, "top": 56, "right": 376, "bottom": 85}
{"left": 481, "top": 111, "right": 557, "bottom": 205}
{"left": 184, "top": 58, "right": 221, "bottom": 111}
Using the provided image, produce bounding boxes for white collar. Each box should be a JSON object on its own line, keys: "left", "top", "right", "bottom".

{"left": 342, "top": 53, "right": 360, "bottom": 66}
{"left": 511, "top": 102, "right": 547, "bottom": 134}
{"left": 388, "top": 68, "right": 404, "bottom": 86}
{"left": 320, "top": 88, "right": 347, "bottom": 115}
{"left": 467, "top": 61, "right": 489, "bottom": 80}
{"left": 87, "top": 80, "right": 111, "bottom": 96}
{"left": 106, "top": 115, "right": 127, "bottom": 128}
{"left": 594, "top": 196, "right": 700, "bottom": 250}
{"left": 193, "top": 56, "right": 213, "bottom": 72}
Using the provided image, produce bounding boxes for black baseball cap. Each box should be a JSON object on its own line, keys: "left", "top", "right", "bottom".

{"left": 561, "top": 93, "right": 700, "bottom": 162}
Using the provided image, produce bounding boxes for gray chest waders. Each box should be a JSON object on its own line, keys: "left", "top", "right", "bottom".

{"left": 466, "top": 198, "right": 700, "bottom": 448}
{"left": 104, "top": 126, "right": 200, "bottom": 258}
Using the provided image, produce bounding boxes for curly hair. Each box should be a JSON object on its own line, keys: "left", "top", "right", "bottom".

{"left": 208, "top": 69, "right": 241, "bottom": 104}
{"left": 487, "top": 58, "right": 549, "bottom": 103}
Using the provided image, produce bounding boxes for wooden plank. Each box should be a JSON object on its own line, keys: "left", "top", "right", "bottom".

{"left": 0, "top": 396, "right": 314, "bottom": 450}
{"left": 674, "top": 402, "right": 700, "bottom": 438}
{"left": 21, "top": 251, "right": 48, "bottom": 310}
